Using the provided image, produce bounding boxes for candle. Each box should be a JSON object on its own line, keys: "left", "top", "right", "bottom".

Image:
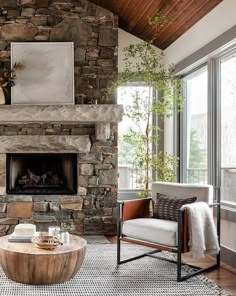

{"left": 48, "top": 226, "right": 60, "bottom": 237}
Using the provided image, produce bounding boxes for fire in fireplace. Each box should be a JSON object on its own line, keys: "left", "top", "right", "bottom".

{"left": 7, "top": 154, "right": 77, "bottom": 194}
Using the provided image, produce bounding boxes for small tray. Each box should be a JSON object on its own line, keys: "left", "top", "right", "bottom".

{"left": 31, "top": 235, "right": 63, "bottom": 250}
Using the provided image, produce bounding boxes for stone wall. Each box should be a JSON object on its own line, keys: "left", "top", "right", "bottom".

{"left": 0, "top": 0, "right": 118, "bottom": 104}
{"left": 0, "top": 0, "right": 119, "bottom": 235}
{"left": 0, "top": 123, "right": 95, "bottom": 135}
{"left": 0, "top": 122, "right": 118, "bottom": 235}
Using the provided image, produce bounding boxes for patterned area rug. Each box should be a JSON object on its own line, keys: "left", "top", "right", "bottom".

{"left": 0, "top": 244, "right": 231, "bottom": 296}
{"left": 81, "top": 235, "right": 111, "bottom": 244}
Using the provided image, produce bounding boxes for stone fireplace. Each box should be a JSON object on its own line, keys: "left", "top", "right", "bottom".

{"left": 0, "top": 105, "right": 123, "bottom": 235}
{"left": 0, "top": 0, "right": 123, "bottom": 236}
{"left": 7, "top": 153, "right": 77, "bottom": 195}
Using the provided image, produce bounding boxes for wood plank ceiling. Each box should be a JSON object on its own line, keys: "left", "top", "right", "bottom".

{"left": 89, "top": 0, "right": 223, "bottom": 49}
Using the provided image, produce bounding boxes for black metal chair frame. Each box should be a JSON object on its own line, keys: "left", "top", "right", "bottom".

{"left": 117, "top": 201, "right": 221, "bottom": 282}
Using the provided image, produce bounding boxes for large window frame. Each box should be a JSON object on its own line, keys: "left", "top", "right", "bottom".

{"left": 178, "top": 42, "right": 236, "bottom": 214}
{"left": 180, "top": 64, "right": 208, "bottom": 184}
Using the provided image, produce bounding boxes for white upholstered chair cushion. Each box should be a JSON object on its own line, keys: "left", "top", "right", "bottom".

{"left": 151, "top": 182, "right": 213, "bottom": 204}
{"left": 122, "top": 218, "right": 178, "bottom": 247}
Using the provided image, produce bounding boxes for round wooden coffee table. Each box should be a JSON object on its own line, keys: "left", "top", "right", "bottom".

{"left": 0, "top": 234, "right": 87, "bottom": 284}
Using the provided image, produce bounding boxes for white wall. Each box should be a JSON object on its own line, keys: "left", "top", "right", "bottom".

{"left": 164, "top": 0, "right": 236, "bottom": 65}
{"left": 118, "top": 29, "right": 161, "bottom": 73}
{"left": 221, "top": 219, "right": 236, "bottom": 251}
{"left": 118, "top": 29, "right": 143, "bottom": 72}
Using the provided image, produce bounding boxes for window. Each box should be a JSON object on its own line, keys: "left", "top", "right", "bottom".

{"left": 118, "top": 85, "right": 153, "bottom": 190}
{"left": 182, "top": 66, "right": 208, "bottom": 184}
{"left": 180, "top": 44, "right": 236, "bottom": 208}
{"left": 220, "top": 52, "right": 236, "bottom": 204}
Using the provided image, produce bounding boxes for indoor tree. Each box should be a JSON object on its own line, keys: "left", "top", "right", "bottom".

{"left": 109, "top": 13, "right": 183, "bottom": 197}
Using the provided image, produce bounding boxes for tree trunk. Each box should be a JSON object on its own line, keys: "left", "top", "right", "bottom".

{"left": 145, "top": 86, "right": 152, "bottom": 194}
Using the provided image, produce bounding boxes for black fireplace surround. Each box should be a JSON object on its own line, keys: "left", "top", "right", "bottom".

{"left": 7, "top": 153, "right": 77, "bottom": 195}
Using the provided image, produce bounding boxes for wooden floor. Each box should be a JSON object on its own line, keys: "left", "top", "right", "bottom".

{"left": 183, "top": 253, "right": 236, "bottom": 296}
{"left": 107, "top": 236, "right": 236, "bottom": 295}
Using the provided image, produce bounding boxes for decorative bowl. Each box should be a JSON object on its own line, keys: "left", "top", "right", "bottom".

{"left": 31, "top": 234, "right": 63, "bottom": 250}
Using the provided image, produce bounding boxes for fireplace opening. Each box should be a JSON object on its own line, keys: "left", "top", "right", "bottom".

{"left": 7, "top": 154, "right": 77, "bottom": 195}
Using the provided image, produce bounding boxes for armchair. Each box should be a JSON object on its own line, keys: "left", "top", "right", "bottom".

{"left": 117, "top": 182, "right": 220, "bottom": 282}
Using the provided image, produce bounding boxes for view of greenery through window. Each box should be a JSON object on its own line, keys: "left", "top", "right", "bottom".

{"left": 183, "top": 67, "right": 208, "bottom": 184}
{"left": 220, "top": 53, "right": 236, "bottom": 204}
{"left": 182, "top": 54, "right": 236, "bottom": 204}
{"left": 189, "top": 129, "right": 207, "bottom": 169}
{"left": 118, "top": 85, "right": 151, "bottom": 190}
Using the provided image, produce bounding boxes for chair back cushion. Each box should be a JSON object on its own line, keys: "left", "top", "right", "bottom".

{"left": 153, "top": 194, "right": 197, "bottom": 221}
{"left": 151, "top": 182, "right": 213, "bottom": 204}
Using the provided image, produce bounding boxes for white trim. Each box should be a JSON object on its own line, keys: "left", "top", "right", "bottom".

{"left": 118, "top": 189, "right": 141, "bottom": 201}
{"left": 175, "top": 25, "right": 236, "bottom": 76}
{"left": 221, "top": 202, "right": 236, "bottom": 210}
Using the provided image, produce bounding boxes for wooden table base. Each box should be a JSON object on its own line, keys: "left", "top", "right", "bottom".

{"left": 0, "top": 234, "right": 87, "bottom": 284}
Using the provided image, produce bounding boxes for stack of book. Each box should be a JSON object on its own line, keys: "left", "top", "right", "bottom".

{"left": 8, "top": 224, "right": 36, "bottom": 243}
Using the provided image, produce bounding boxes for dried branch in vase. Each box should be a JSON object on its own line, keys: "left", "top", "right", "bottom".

{"left": 60, "top": 222, "right": 75, "bottom": 233}
{"left": 0, "top": 62, "right": 25, "bottom": 91}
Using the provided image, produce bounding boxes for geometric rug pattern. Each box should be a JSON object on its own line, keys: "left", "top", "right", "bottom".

{"left": 0, "top": 244, "right": 231, "bottom": 296}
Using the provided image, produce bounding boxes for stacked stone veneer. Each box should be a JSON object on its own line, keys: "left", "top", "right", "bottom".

{"left": 0, "top": 0, "right": 120, "bottom": 235}
{"left": 0, "top": 122, "right": 118, "bottom": 235}
{"left": 0, "top": 0, "right": 118, "bottom": 104}
{"left": 0, "top": 123, "right": 95, "bottom": 136}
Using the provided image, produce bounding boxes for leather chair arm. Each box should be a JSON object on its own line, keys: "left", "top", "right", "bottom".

{"left": 118, "top": 198, "right": 152, "bottom": 222}
{"left": 181, "top": 208, "right": 189, "bottom": 252}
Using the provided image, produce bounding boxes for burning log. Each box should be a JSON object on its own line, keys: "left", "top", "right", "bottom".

{"left": 41, "top": 173, "right": 47, "bottom": 184}
{"left": 27, "top": 169, "right": 41, "bottom": 184}
{"left": 17, "top": 169, "right": 64, "bottom": 187}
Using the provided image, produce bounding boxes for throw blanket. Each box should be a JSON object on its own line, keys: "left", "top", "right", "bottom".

{"left": 183, "top": 202, "right": 220, "bottom": 259}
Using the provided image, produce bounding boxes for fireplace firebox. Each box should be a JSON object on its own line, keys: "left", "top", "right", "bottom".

{"left": 7, "top": 154, "right": 77, "bottom": 195}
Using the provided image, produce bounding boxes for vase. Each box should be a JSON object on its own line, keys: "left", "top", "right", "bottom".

{"left": 61, "top": 231, "right": 70, "bottom": 243}
{"left": 0, "top": 87, "right": 5, "bottom": 104}
{"left": 48, "top": 226, "right": 60, "bottom": 238}
{"left": 3, "top": 87, "right": 11, "bottom": 104}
